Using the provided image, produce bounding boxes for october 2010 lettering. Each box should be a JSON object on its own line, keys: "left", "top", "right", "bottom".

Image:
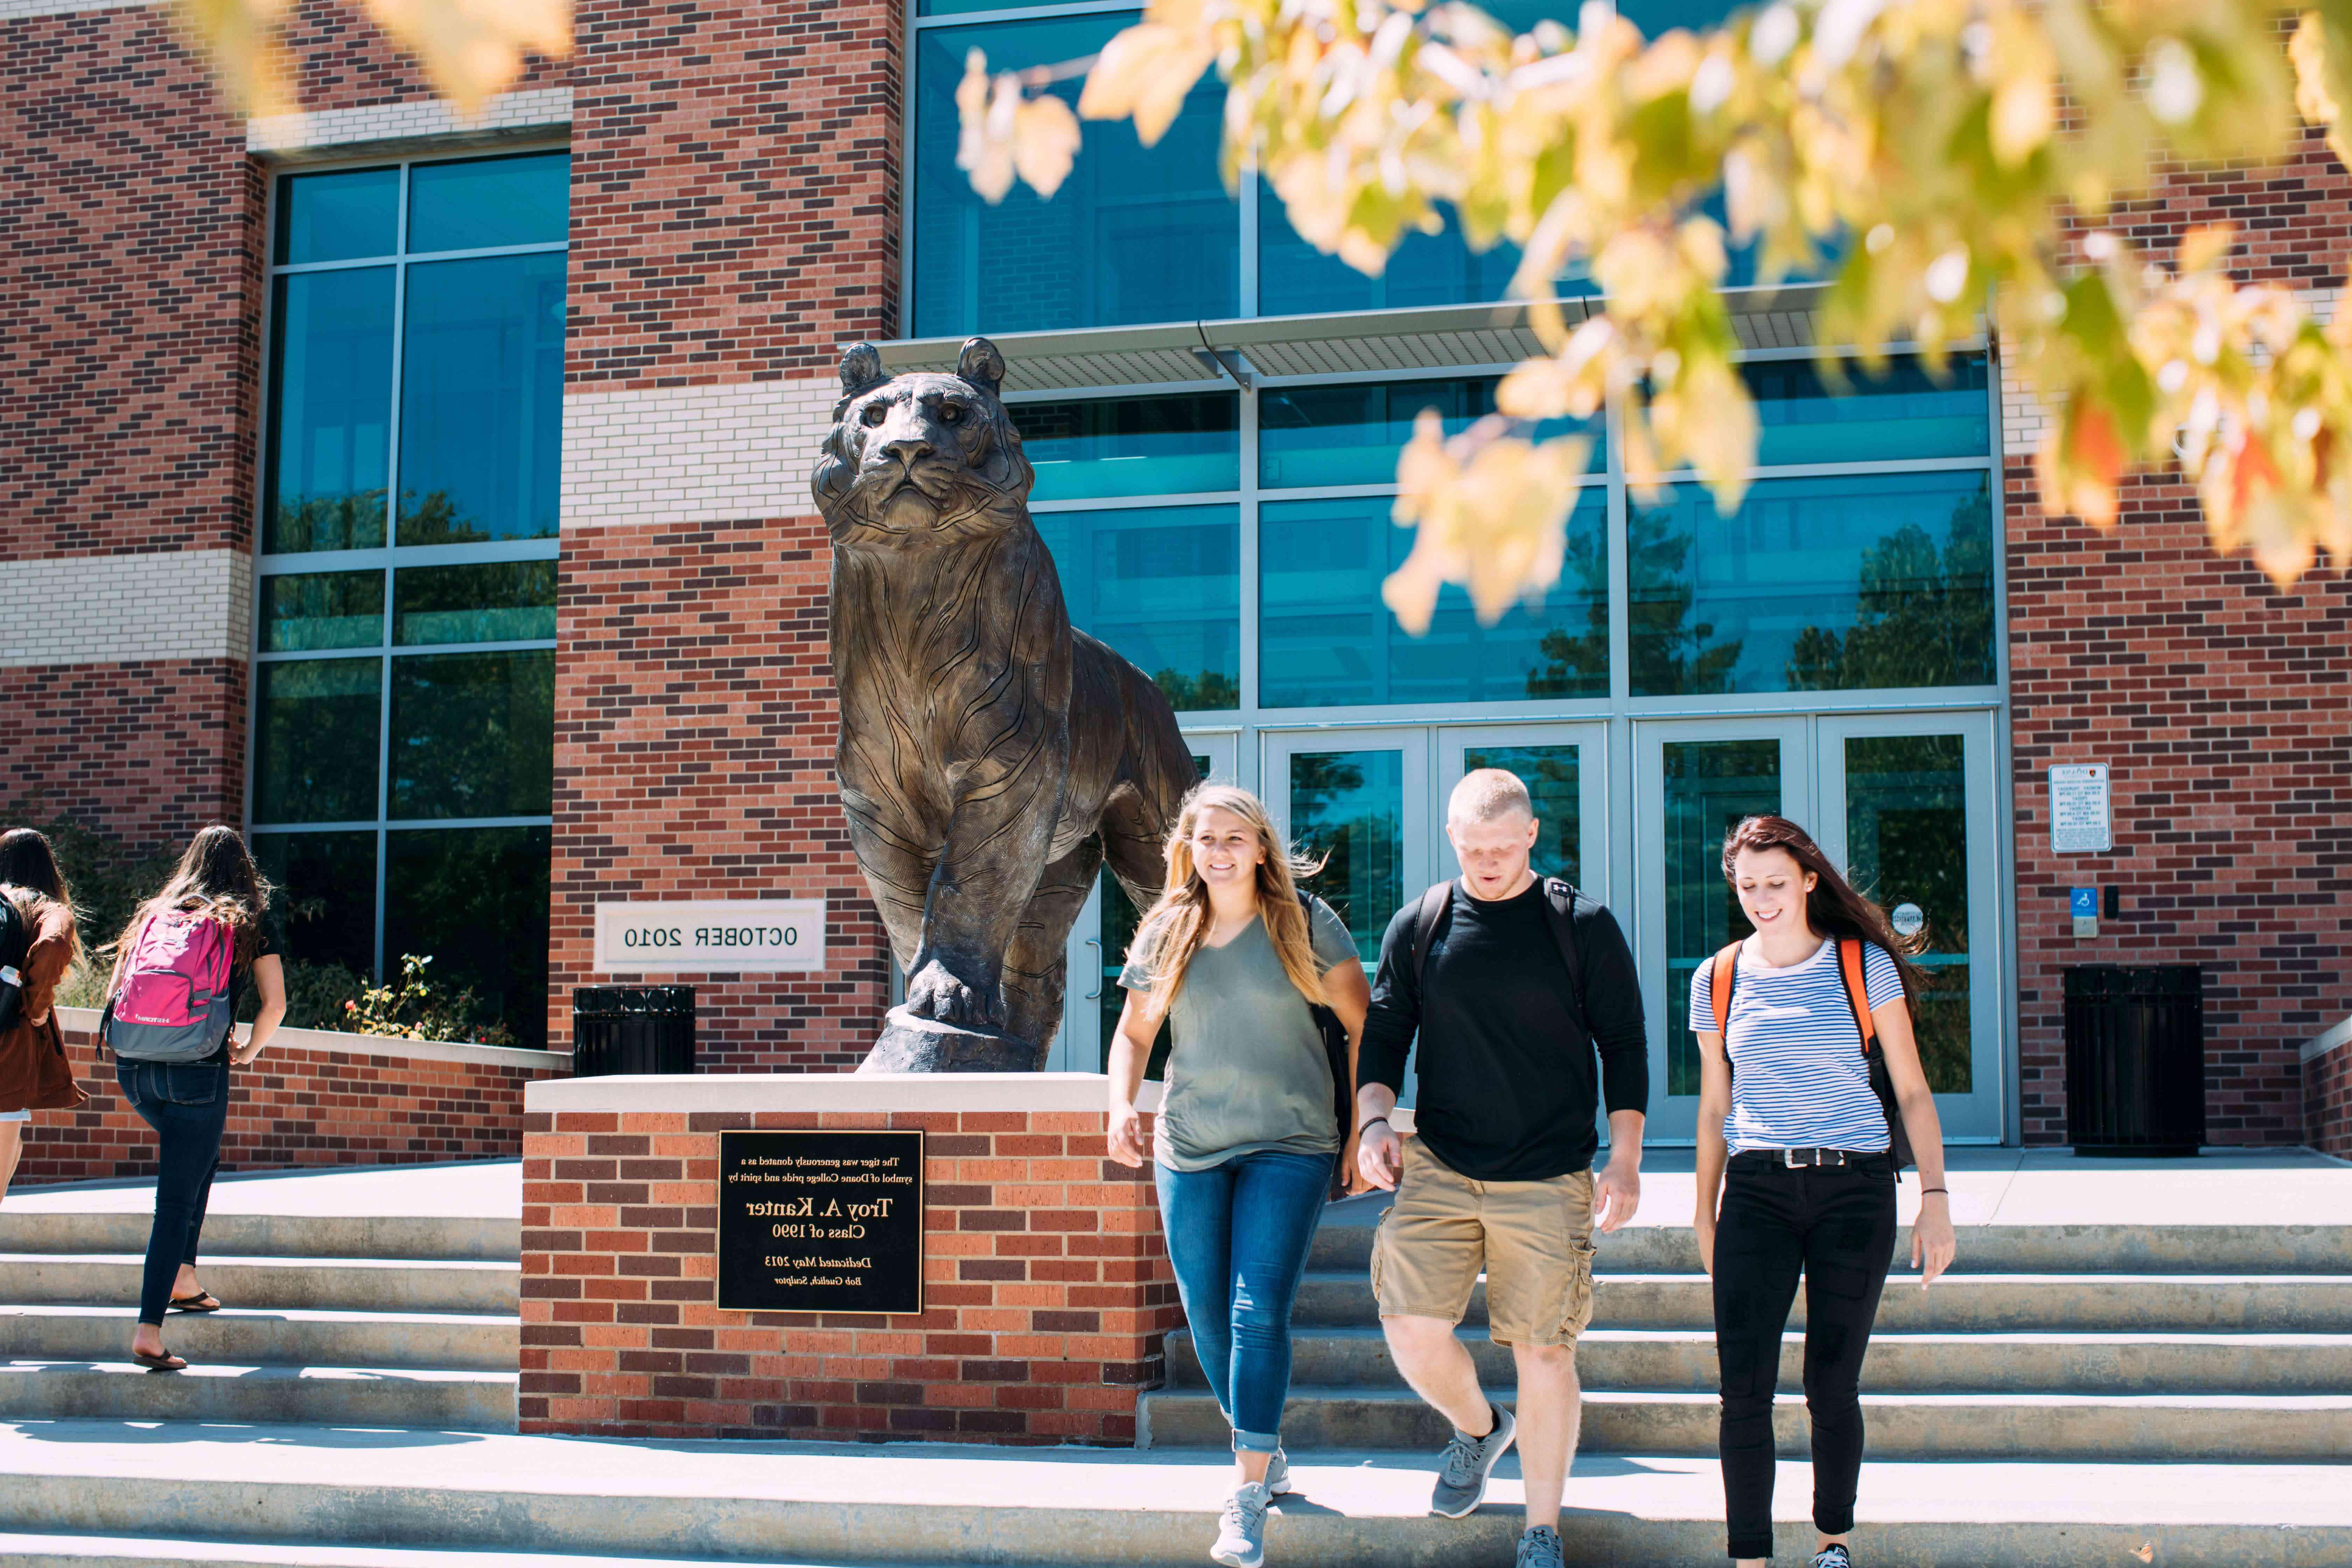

{"left": 618, "top": 924, "right": 800, "bottom": 950}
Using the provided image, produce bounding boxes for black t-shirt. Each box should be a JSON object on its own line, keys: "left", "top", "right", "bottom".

{"left": 1357, "top": 879, "right": 1649, "bottom": 1182}
{"left": 212, "top": 910, "right": 284, "bottom": 1060}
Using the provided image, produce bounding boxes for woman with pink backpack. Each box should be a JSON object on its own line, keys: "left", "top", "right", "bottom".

{"left": 103, "top": 826, "right": 286, "bottom": 1371}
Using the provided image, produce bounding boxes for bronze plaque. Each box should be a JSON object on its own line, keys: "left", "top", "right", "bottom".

{"left": 715, "top": 1129, "right": 924, "bottom": 1315}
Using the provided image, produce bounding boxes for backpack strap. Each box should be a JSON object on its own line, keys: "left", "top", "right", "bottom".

{"left": 1408, "top": 880, "right": 1452, "bottom": 990}
{"left": 1839, "top": 937, "right": 1877, "bottom": 1056}
{"left": 1535, "top": 878, "right": 1590, "bottom": 1036}
{"left": 1708, "top": 939, "right": 1743, "bottom": 1035}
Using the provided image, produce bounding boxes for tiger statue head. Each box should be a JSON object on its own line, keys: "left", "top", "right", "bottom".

{"left": 811, "top": 336, "right": 1036, "bottom": 549}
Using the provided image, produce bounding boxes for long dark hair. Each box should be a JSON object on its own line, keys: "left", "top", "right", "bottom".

{"left": 1720, "top": 815, "right": 1928, "bottom": 1008}
{"left": 0, "top": 827, "right": 80, "bottom": 964}
{"left": 110, "top": 825, "right": 271, "bottom": 987}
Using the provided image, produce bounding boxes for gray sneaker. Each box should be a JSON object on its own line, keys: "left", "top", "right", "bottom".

{"left": 1516, "top": 1525, "right": 1566, "bottom": 1568}
{"left": 1264, "top": 1447, "right": 1292, "bottom": 1496}
{"left": 1810, "top": 1548, "right": 1853, "bottom": 1568}
{"left": 1429, "top": 1401, "right": 1516, "bottom": 1518}
{"left": 1210, "top": 1479, "right": 1272, "bottom": 1568}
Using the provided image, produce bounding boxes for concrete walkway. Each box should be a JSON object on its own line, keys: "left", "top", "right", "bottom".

{"left": 2, "top": 1162, "right": 522, "bottom": 1220}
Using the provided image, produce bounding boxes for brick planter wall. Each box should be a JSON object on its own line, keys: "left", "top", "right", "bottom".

{"left": 519, "top": 1075, "right": 1179, "bottom": 1445}
{"left": 13, "top": 1008, "right": 568, "bottom": 1186}
{"left": 2306, "top": 1024, "right": 2352, "bottom": 1157}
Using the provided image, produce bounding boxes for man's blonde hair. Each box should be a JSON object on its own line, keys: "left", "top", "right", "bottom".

{"left": 1449, "top": 768, "right": 1532, "bottom": 824}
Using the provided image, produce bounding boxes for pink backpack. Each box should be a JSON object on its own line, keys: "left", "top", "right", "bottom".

{"left": 107, "top": 909, "right": 237, "bottom": 1063}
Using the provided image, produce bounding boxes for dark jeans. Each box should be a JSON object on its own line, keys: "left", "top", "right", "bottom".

{"left": 1154, "top": 1148, "right": 1335, "bottom": 1453}
{"left": 1712, "top": 1153, "right": 1899, "bottom": 1561}
{"left": 114, "top": 1057, "right": 229, "bottom": 1327}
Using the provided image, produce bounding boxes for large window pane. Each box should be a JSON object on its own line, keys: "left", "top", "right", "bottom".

{"left": 1461, "top": 744, "right": 1581, "bottom": 886}
{"left": 266, "top": 269, "right": 393, "bottom": 553}
{"left": 1614, "top": 0, "right": 1742, "bottom": 33}
{"left": 1034, "top": 505, "right": 1240, "bottom": 711}
{"left": 1291, "top": 749, "right": 1405, "bottom": 964}
{"left": 395, "top": 559, "right": 558, "bottom": 645}
{"left": 397, "top": 253, "right": 565, "bottom": 544}
{"left": 912, "top": 14, "right": 1238, "bottom": 336}
{"left": 1015, "top": 394, "right": 1239, "bottom": 502}
{"left": 274, "top": 166, "right": 398, "bottom": 265}
{"left": 384, "top": 826, "right": 551, "bottom": 1049}
{"left": 252, "top": 830, "right": 378, "bottom": 977}
{"left": 1664, "top": 738, "right": 1780, "bottom": 1095}
{"left": 407, "top": 152, "right": 569, "bottom": 252}
{"left": 1629, "top": 470, "right": 1994, "bottom": 696}
{"left": 1260, "top": 490, "right": 1608, "bottom": 707}
{"left": 388, "top": 650, "right": 555, "bottom": 818}
{"left": 254, "top": 658, "right": 383, "bottom": 824}
{"left": 260, "top": 572, "right": 384, "bottom": 652}
{"left": 1845, "top": 734, "right": 1972, "bottom": 1092}
{"left": 1260, "top": 377, "right": 1603, "bottom": 489}
{"left": 1258, "top": 186, "right": 1549, "bottom": 317}
{"left": 1746, "top": 354, "right": 1991, "bottom": 468}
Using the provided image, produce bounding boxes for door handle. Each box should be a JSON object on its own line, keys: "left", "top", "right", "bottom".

{"left": 1083, "top": 938, "right": 1102, "bottom": 1000}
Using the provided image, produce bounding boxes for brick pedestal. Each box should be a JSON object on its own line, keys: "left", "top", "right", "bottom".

{"left": 519, "top": 1074, "right": 1180, "bottom": 1444}
{"left": 2306, "top": 1022, "right": 2352, "bottom": 1157}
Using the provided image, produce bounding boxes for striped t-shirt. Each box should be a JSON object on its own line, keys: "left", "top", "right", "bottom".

{"left": 1687, "top": 937, "right": 1905, "bottom": 1154}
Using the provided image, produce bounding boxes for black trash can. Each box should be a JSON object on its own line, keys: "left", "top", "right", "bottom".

{"left": 2063, "top": 965, "right": 2203, "bottom": 1156}
{"left": 571, "top": 985, "right": 696, "bottom": 1077}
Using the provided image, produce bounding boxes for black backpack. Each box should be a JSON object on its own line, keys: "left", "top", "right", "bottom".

{"left": 1405, "top": 876, "right": 1591, "bottom": 1037}
{"left": 0, "top": 895, "right": 31, "bottom": 1034}
{"left": 1298, "top": 893, "right": 1359, "bottom": 1200}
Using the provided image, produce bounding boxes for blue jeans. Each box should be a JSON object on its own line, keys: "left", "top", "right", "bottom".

{"left": 114, "top": 1058, "right": 229, "bottom": 1326}
{"left": 1155, "top": 1148, "right": 1334, "bottom": 1454}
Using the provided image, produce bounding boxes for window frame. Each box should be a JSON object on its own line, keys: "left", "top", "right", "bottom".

{"left": 249, "top": 142, "right": 568, "bottom": 983}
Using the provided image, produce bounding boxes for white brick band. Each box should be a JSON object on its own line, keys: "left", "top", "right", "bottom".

{"left": 0, "top": 550, "right": 250, "bottom": 668}
{"left": 0, "top": 0, "right": 148, "bottom": 19}
{"left": 248, "top": 87, "right": 572, "bottom": 155}
{"left": 560, "top": 377, "right": 842, "bottom": 530}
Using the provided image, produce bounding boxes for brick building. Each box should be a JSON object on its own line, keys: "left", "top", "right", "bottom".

{"left": 3, "top": 0, "right": 2346, "bottom": 1143}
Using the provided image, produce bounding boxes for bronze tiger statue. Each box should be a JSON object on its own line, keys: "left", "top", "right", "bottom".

{"left": 811, "top": 336, "right": 1198, "bottom": 1071}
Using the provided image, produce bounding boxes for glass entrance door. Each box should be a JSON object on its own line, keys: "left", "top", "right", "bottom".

{"left": 1264, "top": 729, "right": 1431, "bottom": 968}
{"left": 1435, "top": 723, "right": 1609, "bottom": 901}
{"left": 1635, "top": 714, "right": 2001, "bottom": 1143}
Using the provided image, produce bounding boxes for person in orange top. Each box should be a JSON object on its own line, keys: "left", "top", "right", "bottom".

{"left": 0, "top": 828, "right": 93, "bottom": 1199}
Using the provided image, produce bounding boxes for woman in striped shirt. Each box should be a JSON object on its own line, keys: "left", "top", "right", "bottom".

{"left": 1688, "top": 815, "right": 1956, "bottom": 1568}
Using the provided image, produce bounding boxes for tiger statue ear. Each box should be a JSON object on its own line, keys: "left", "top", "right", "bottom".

{"left": 839, "top": 342, "right": 886, "bottom": 399}
{"left": 957, "top": 337, "right": 1006, "bottom": 398}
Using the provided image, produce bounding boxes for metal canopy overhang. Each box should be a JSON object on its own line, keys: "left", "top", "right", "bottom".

{"left": 874, "top": 283, "right": 1856, "bottom": 394}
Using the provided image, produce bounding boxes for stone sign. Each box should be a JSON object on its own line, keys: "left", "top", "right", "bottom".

{"left": 716, "top": 1129, "right": 924, "bottom": 1315}
{"left": 593, "top": 899, "right": 826, "bottom": 973}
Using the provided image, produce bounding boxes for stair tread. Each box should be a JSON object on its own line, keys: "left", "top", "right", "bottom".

{"left": 0, "top": 1534, "right": 895, "bottom": 1568}
{"left": 1172, "top": 1322, "right": 2352, "bottom": 1346}
{"left": 0, "top": 1307, "right": 515, "bottom": 1328}
{"left": 1149, "top": 1384, "right": 2352, "bottom": 1409}
{"left": 0, "top": 1360, "right": 515, "bottom": 1385}
{"left": 1301, "top": 1267, "right": 2352, "bottom": 1283}
{"left": 0, "top": 1255, "right": 515, "bottom": 1272}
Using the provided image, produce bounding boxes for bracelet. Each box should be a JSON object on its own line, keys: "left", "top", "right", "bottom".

{"left": 1361, "top": 1116, "right": 1389, "bottom": 1133}
{"left": 1920, "top": 1186, "right": 1949, "bottom": 1196}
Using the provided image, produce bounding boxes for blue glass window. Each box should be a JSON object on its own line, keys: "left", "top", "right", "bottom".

{"left": 1032, "top": 504, "right": 1240, "bottom": 710}
{"left": 266, "top": 269, "right": 394, "bottom": 553}
{"left": 274, "top": 166, "right": 398, "bottom": 264}
{"left": 1745, "top": 353, "right": 1990, "bottom": 468}
{"left": 1614, "top": 0, "right": 1743, "bottom": 33}
{"left": 388, "top": 650, "right": 556, "bottom": 818}
{"left": 384, "top": 826, "right": 551, "bottom": 1049}
{"left": 394, "top": 560, "right": 559, "bottom": 645}
{"left": 408, "top": 152, "right": 569, "bottom": 252}
{"left": 397, "top": 253, "right": 565, "bottom": 544}
{"left": 1014, "top": 393, "right": 1238, "bottom": 501}
{"left": 1259, "top": 489, "right": 1609, "bottom": 707}
{"left": 1258, "top": 186, "right": 1560, "bottom": 318}
{"left": 252, "top": 830, "right": 378, "bottom": 977}
{"left": 253, "top": 658, "right": 383, "bottom": 824}
{"left": 1259, "top": 377, "right": 1603, "bottom": 488}
{"left": 261, "top": 572, "right": 384, "bottom": 652}
{"left": 912, "top": 14, "right": 1238, "bottom": 336}
{"left": 1628, "top": 469, "right": 1995, "bottom": 696}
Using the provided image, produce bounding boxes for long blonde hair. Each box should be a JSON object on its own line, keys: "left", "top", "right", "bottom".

{"left": 1129, "top": 785, "right": 1332, "bottom": 1009}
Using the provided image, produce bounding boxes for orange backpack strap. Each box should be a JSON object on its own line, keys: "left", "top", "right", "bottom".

{"left": 1708, "top": 940, "right": 1743, "bottom": 1035}
{"left": 1839, "top": 937, "right": 1878, "bottom": 1055}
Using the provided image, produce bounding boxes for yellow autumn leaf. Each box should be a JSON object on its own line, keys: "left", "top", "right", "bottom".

{"left": 358, "top": 0, "right": 569, "bottom": 117}
{"left": 957, "top": 55, "right": 1018, "bottom": 204}
{"left": 1988, "top": 8, "right": 2057, "bottom": 167}
{"left": 1080, "top": 23, "right": 1215, "bottom": 146}
{"left": 1013, "top": 93, "right": 1083, "bottom": 198}
{"left": 174, "top": 0, "right": 296, "bottom": 116}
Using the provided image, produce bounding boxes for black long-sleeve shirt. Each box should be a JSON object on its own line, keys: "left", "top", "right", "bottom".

{"left": 1358, "top": 879, "right": 1649, "bottom": 1181}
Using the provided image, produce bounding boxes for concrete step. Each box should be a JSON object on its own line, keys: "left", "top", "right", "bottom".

{"left": 0, "top": 1421, "right": 2345, "bottom": 1567}
{"left": 1167, "top": 1322, "right": 2352, "bottom": 1395}
{"left": 0, "top": 1256, "right": 518, "bottom": 1316}
{"left": 0, "top": 1213, "right": 517, "bottom": 1264}
{"left": 0, "top": 1361, "right": 514, "bottom": 1431}
{"left": 1290, "top": 1268, "right": 2352, "bottom": 1332}
{"left": 1139, "top": 1383, "right": 2352, "bottom": 1461}
{"left": 0, "top": 1307, "right": 516, "bottom": 1373}
{"left": 1307, "top": 1213, "right": 2352, "bottom": 1275}
{"left": 0, "top": 1537, "right": 922, "bottom": 1568}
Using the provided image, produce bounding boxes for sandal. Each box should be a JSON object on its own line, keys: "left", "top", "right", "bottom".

{"left": 168, "top": 1292, "right": 221, "bottom": 1314}
{"left": 130, "top": 1349, "right": 187, "bottom": 1372}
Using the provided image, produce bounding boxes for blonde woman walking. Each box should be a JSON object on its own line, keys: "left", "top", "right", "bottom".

{"left": 1106, "top": 785, "right": 1370, "bottom": 1568}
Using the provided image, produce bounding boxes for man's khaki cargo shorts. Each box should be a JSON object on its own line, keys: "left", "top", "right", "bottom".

{"left": 1369, "top": 1136, "right": 1597, "bottom": 1348}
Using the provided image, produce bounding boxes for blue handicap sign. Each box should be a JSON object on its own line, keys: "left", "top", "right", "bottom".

{"left": 2070, "top": 888, "right": 2098, "bottom": 918}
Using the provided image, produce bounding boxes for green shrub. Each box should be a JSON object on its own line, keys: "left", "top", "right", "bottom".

{"left": 341, "top": 954, "right": 516, "bottom": 1049}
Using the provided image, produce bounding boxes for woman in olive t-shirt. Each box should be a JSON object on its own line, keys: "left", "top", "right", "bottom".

{"left": 1108, "top": 785, "right": 1370, "bottom": 1568}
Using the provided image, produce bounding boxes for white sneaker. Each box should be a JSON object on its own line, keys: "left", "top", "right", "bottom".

{"left": 1264, "top": 1446, "right": 1292, "bottom": 1495}
{"left": 1211, "top": 1479, "right": 1272, "bottom": 1568}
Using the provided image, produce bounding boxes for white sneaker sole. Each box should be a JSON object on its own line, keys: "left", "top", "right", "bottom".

{"left": 1210, "top": 1539, "right": 1265, "bottom": 1568}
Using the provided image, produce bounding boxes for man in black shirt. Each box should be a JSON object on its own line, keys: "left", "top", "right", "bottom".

{"left": 1356, "top": 769, "right": 1648, "bottom": 1568}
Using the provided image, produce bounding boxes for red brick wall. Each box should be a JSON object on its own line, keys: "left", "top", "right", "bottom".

{"left": 0, "top": 662, "right": 247, "bottom": 858}
{"left": 520, "top": 1104, "right": 1177, "bottom": 1444}
{"left": 547, "top": 517, "right": 888, "bottom": 1068}
{"left": 14, "top": 1012, "right": 565, "bottom": 1186}
{"left": 2309, "top": 1040, "right": 2352, "bottom": 1158}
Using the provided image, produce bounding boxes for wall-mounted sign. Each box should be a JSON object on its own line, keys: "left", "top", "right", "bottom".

{"left": 594, "top": 899, "right": 825, "bottom": 973}
{"left": 1889, "top": 902, "right": 1925, "bottom": 938}
{"left": 716, "top": 1129, "right": 923, "bottom": 1315}
{"left": 2070, "top": 886, "right": 2100, "bottom": 939}
{"left": 2047, "top": 764, "right": 2112, "bottom": 855}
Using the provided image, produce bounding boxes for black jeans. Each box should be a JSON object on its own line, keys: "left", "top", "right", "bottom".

{"left": 114, "top": 1057, "right": 230, "bottom": 1327}
{"left": 1712, "top": 1153, "right": 1899, "bottom": 1561}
